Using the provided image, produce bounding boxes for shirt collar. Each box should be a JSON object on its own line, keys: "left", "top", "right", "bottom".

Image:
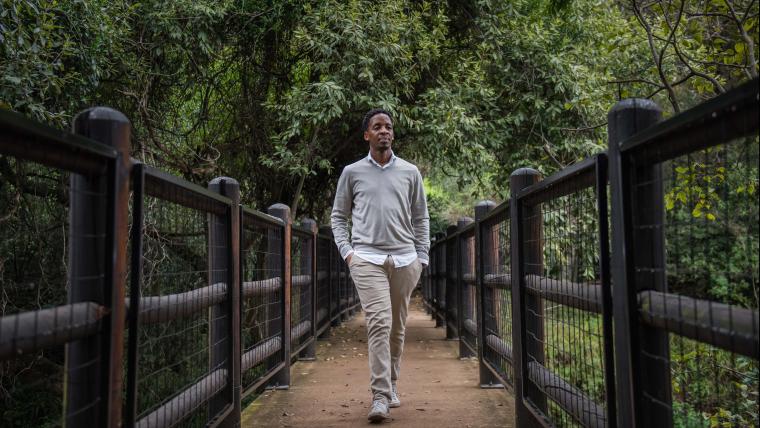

{"left": 366, "top": 151, "right": 397, "bottom": 169}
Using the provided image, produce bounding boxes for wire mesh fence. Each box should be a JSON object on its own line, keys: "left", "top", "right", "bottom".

{"left": 0, "top": 107, "right": 366, "bottom": 428}
{"left": 315, "top": 235, "right": 331, "bottom": 335}
{"left": 421, "top": 80, "right": 758, "bottom": 428}
{"left": 0, "top": 108, "right": 126, "bottom": 427}
{"left": 0, "top": 159, "right": 75, "bottom": 427}
{"left": 518, "top": 164, "right": 612, "bottom": 428}
{"left": 480, "top": 205, "right": 515, "bottom": 388}
{"left": 240, "top": 209, "right": 285, "bottom": 397}
{"left": 445, "top": 232, "right": 459, "bottom": 339}
{"left": 130, "top": 180, "right": 229, "bottom": 427}
{"left": 460, "top": 229, "right": 478, "bottom": 353}
{"left": 633, "top": 131, "right": 759, "bottom": 427}
{"left": 290, "top": 227, "right": 314, "bottom": 354}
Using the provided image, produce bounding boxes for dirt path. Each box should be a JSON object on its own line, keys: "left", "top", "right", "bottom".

{"left": 241, "top": 297, "right": 515, "bottom": 427}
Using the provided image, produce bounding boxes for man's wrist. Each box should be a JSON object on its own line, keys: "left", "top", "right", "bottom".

{"left": 343, "top": 249, "right": 354, "bottom": 261}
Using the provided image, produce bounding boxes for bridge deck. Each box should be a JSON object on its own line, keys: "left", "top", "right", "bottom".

{"left": 242, "top": 296, "right": 515, "bottom": 427}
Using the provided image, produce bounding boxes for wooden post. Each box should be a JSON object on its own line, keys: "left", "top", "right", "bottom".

{"left": 475, "top": 200, "right": 501, "bottom": 388}
{"left": 510, "top": 167, "right": 545, "bottom": 427}
{"left": 267, "top": 203, "right": 291, "bottom": 388}
{"left": 608, "top": 98, "right": 669, "bottom": 427}
{"left": 207, "top": 177, "right": 241, "bottom": 426}
{"left": 66, "top": 107, "right": 130, "bottom": 428}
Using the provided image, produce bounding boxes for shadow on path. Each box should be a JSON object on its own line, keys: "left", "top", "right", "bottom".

{"left": 242, "top": 295, "right": 515, "bottom": 427}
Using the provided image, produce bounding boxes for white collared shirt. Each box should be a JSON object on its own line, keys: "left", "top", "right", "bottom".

{"left": 344, "top": 151, "right": 424, "bottom": 268}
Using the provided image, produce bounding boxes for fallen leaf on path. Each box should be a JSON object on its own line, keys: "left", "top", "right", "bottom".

{"left": 415, "top": 409, "right": 426, "bottom": 411}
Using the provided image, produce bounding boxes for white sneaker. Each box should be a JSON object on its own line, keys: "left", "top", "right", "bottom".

{"left": 389, "top": 384, "right": 401, "bottom": 408}
{"left": 368, "top": 399, "right": 390, "bottom": 422}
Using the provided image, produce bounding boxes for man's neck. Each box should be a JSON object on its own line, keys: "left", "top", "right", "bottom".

{"left": 370, "top": 149, "right": 393, "bottom": 166}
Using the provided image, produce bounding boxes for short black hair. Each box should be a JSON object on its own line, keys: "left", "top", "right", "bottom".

{"left": 362, "top": 108, "right": 393, "bottom": 132}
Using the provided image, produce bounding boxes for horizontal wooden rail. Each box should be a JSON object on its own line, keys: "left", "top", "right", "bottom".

{"left": 241, "top": 337, "right": 282, "bottom": 372}
{"left": 638, "top": 290, "right": 759, "bottom": 358}
{"left": 128, "top": 282, "right": 227, "bottom": 325}
{"left": 482, "top": 274, "right": 603, "bottom": 313}
{"left": 524, "top": 275, "right": 602, "bottom": 313}
{"left": 483, "top": 273, "right": 511, "bottom": 290}
{"left": 485, "top": 334, "right": 513, "bottom": 362}
{"left": 242, "top": 278, "right": 282, "bottom": 299}
{"left": 527, "top": 362, "right": 607, "bottom": 428}
{"left": 317, "top": 307, "right": 329, "bottom": 324}
{"left": 464, "top": 318, "right": 477, "bottom": 336}
{"left": 463, "top": 273, "right": 476, "bottom": 284}
{"left": 291, "top": 320, "right": 312, "bottom": 342}
{"left": 127, "top": 274, "right": 320, "bottom": 326}
{"left": 0, "top": 302, "right": 108, "bottom": 360}
{"left": 136, "top": 368, "right": 228, "bottom": 428}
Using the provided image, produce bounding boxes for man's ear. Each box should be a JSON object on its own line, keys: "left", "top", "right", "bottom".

{"left": 363, "top": 130, "right": 370, "bottom": 142}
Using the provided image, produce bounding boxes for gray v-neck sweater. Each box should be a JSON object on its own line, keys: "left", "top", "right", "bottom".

{"left": 331, "top": 156, "right": 430, "bottom": 262}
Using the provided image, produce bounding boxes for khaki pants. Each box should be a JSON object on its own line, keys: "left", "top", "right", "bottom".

{"left": 348, "top": 255, "right": 423, "bottom": 403}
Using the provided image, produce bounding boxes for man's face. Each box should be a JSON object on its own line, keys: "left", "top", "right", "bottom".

{"left": 364, "top": 114, "right": 394, "bottom": 152}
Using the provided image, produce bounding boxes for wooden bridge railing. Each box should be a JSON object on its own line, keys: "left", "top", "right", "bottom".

{"left": 422, "top": 78, "right": 759, "bottom": 428}
{"left": 0, "top": 108, "right": 359, "bottom": 427}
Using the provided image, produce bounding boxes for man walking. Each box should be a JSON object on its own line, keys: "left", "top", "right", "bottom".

{"left": 331, "top": 109, "right": 430, "bottom": 422}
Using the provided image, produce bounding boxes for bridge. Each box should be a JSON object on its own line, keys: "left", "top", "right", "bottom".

{"left": 0, "top": 78, "right": 757, "bottom": 427}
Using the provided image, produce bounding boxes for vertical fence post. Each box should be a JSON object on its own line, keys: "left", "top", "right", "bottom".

{"left": 445, "top": 224, "right": 458, "bottom": 340}
{"left": 457, "top": 217, "right": 475, "bottom": 358}
{"left": 475, "top": 201, "right": 501, "bottom": 388}
{"left": 608, "top": 99, "right": 668, "bottom": 427}
{"left": 208, "top": 177, "right": 241, "bottom": 426}
{"left": 299, "top": 218, "right": 318, "bottom": 360}
{"left": 510, "top": 168, "right": 544, "bottom": 426}
{"left": 66, "top": 107, "right": 130, "bottom": 428}
{"left": 268, "top": 203, "right": 292, "bottom": 388}
{"left": 319, "top": 225, "right": 334, "bottom": 333}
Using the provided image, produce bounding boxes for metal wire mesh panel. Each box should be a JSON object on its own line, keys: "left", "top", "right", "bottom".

{"left": 521, "top": 181, "right": 610, "bottom": 427}
{"left": 435, "top": 242, "right": 446, "bottom": 322}
{"left": 290, "top": 229, "right": 313, "bottom": 354}
{"left": 480, "top": 207, "right": 514, "bottom": 387}
{"left": 336, "top": 248, "right": 350, "bottom": 316}
{"left": 240, "top": 211, "right": 284, "bottom": 396}
{"left": 316, "top": 236, "right": 331, "bottom": 334}
{"left": 445, "top": 236, "right": 459, "bottom": 336}
{"left": 635, "top": 137, "right": 759, "bottom": 427}
{"left": 0, "top": 159, "right": 79, "bottom": 427}
{"left": 330, "top": 244, "right": 341, "bottom": 320}
{"left": 460, "top": 231, "right": 478, "bottom": 352}
{"left": 132, "top": 188, "right": 228, "bottom": 427}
